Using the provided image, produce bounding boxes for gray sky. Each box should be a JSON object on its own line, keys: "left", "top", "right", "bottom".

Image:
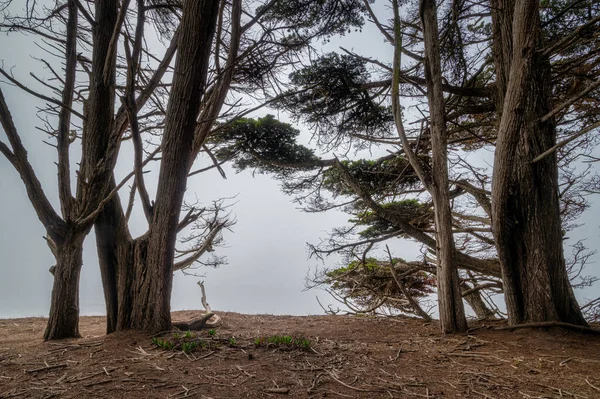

{"left": 0, "top": 2, "right": 598, "bottom": 320}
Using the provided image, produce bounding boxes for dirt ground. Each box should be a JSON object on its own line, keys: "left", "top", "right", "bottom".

{"left": 1, "top": 311, "right": 600, "bottom": 398}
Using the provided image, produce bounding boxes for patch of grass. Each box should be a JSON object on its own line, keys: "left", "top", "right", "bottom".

{"left": 208, "top": 329, "right": 217, "bottom": 336}
{"left": 181, "top": 341, "right": 198, "bottom": 353}
{"left": 151, "top": 333, "right": 213, "bottom": 354}
{"left": 254, "top": 334, "right": 311, "bottom": 351}
{"left": 228, "top": 337, "right": 237, "bottom": 346}
{"left": 152, "top": 337, "right": 176, "bottom": 351}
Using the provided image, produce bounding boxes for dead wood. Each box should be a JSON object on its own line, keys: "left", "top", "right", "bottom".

{"left": 25, "top": 363, "right": 68, "bottom": 374}
{"left": 172, "top": 281, "right": 223, "bottom": 330}
{"left": 172, "top": 311, "right": 221, "bottom": 331}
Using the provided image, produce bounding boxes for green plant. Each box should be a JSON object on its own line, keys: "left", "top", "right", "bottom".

{"left": 152, "top": 337, "right": 175, "bottom": 351}
{"left": 181, "top": 341, "right": 199, "bottom": 353}
{"left": 185, "top": 330, "right": 194, "bottom": 339}
{"left": 208, "top": 329, "right": 217, "bottom": 336}
{"left": 294, "top": 338, "right": 311, "bottom": 349}
{"left": 254, "top": 335, "right": 311, "bottom": 351}
{"left": 228, "top": 337, "right": 237, "bottom": 346}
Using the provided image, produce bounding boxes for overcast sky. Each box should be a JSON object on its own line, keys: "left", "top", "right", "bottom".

{"left": 0, "top": 2, "right": 598, "bottom": 320}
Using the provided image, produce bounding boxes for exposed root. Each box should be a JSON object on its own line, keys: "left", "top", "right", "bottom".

{"left": 496, "top": 321, "right": 600, "bottom": 335}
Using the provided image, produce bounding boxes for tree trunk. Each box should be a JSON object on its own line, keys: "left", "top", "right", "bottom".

{"left": 95, "top": 190, "right": 130, "bottom": 334}
{"left": 44, "top": 232, "right": 86, "bottom": 340}
{"left": 420, "top": 0, "right": 468, "bottom": 333}
{"left": 95, "top": 0, "right": 220, "bottom": 333}
{"left": 461, "top": 282, "right": 497, "bottom": 321}
{"left": 490, "top": 0, "right": 586, "bottom": 325}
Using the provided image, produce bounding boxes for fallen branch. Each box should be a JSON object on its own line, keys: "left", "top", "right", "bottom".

{"left": 26, "top": 363, "right": 68, "bottom": 374}
{"left": 172, "top": 312, "right": 217, "bottom": 331}
{"left": 172, "top": 281, "right": 222, "bottom": 330}
{"left": 325, "top": 370, "right": 382, "bottom": 393}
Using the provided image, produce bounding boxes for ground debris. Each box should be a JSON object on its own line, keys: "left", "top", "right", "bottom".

{"left": 0, "top": 312, "right": 598, "bottom": 399}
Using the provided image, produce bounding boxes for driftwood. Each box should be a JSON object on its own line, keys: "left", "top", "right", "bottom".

{"left": 172, "top": 281, "right": 222, "bottom": 330}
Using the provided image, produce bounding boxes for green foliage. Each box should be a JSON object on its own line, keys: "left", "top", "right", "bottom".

{"left": 351, "top": 200, "right": 433, "bottom": 239}
{"left": 181, "top": 341, "right": 199, "bottom": 354}
{"left": 151, "top": 337, "right": 176, "bottom": 351}
{"left": 151, "top": 334, "right": 213, "bottom": 354}
{"left": 228, "top": 337, "right": 237, "bottom": 346}
{"left": 274, "top": 53, "right": 394, "bottom": 145}
{"left": 212, "top": 115, "right": 321, "bottom": 177}
{"left": 254, "top": 335, "right": 312, "bottom": 351}
{"left": 322, "top": 157, "right": 424, "bottom": 199}
{"left": 207, "top": 329, "right": 216, "bottom": 337}
{"left": 259, "top": 0, "right": 367, "bottom": 41}
{"left": 323, "top": 257, "right": 436, "bottom": 315}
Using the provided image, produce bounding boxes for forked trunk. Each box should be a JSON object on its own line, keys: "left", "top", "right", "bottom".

{"left": 44, "top": 232, "right": 86, "bottom": 340}
{"left": 96, "top": 193, "right": 171, "bottom": 332}
{"left": 490, "top": 0, "right": 586, "bottom": 325}
{"left": 94, "top": 0, "right": 220, "bottom": 334}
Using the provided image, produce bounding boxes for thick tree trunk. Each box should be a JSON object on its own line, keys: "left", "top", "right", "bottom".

{"left": 420, "top": 0, "right": 468, "bottom": 333}
{"left": 95, "top": 0, "right": 220, "bottom": 334}
{"left": 44, "top": 232, "right": 86, "bottom": 340}
{"left": 124, "top": 0, "right": 219, "bottom": 332}
{"left": 490, "top": 0, "right": 586, "bottom": 325}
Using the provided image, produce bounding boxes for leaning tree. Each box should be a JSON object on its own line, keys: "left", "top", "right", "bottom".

{"left": 212, "top": 0, "right": 600, "bottom": 327}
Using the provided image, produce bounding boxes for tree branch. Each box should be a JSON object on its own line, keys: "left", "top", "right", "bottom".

{"left": 103, "top": 0, "right": 132, "bottom": 86}
{"left": 56, "top": 0, "right": 78, "bottom": 219}
{"left": 532, "top": 120, "right": 600, "bottom": 164}
{"left": 0, "top": 67, "right": 85, "bottom": 120}
{"left": 173, "top": 221, "right": 227, "bottom": 271}
{"left": 0, "top": 86, "right": 65, "bottom": 242}
{"left": 541, "top": 79, "right": 600, "bottom": 123}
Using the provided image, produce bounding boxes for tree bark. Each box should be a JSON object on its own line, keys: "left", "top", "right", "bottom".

{"left": 44, "top": 232, "right": 87, "bottom": 340}
{"left": 490, "top": 0, "right": 586, "bottom": 326}
{"left": 95, "top": 0, "right": 220, "bottom": 333}
{"left": 420, "top": 0, "right": 468, "bottom": 333}
{"left": 95, "top": 190, "right": 130, "bottom": 333}
{"left": 461, "top": 282, "right": 497, "bottom": 321}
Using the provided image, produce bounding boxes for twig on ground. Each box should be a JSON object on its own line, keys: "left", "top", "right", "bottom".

{"left": 264, "top": 387, "right": 290, "bottom": 394}
{"left": 26, "top": 364, "right": 68, "bottom": 374}
{"left": 585, "top": 378, "right": 600, "bottom": 392}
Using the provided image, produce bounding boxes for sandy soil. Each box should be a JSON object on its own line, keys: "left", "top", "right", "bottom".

{"left": 1, "top": 311, "right": 600, "bottom": 398}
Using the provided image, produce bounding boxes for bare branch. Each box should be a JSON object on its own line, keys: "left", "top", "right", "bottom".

{"left": 0, "top": 86, "right": 65, "bottom": 241}
{"left": 541, "top": 79, "right": 600, "bottom": 123}
{"left": 532, "top": 120, "right": 600, "bottom": 164}
{"left": 56, "top": 0, "right": 78, "bottom": 219}
{"left": 0, "top": 67, "right": 85, "bottom": 120}
{"left": 173, "top": 220, "right": 228, "bottom": 271}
